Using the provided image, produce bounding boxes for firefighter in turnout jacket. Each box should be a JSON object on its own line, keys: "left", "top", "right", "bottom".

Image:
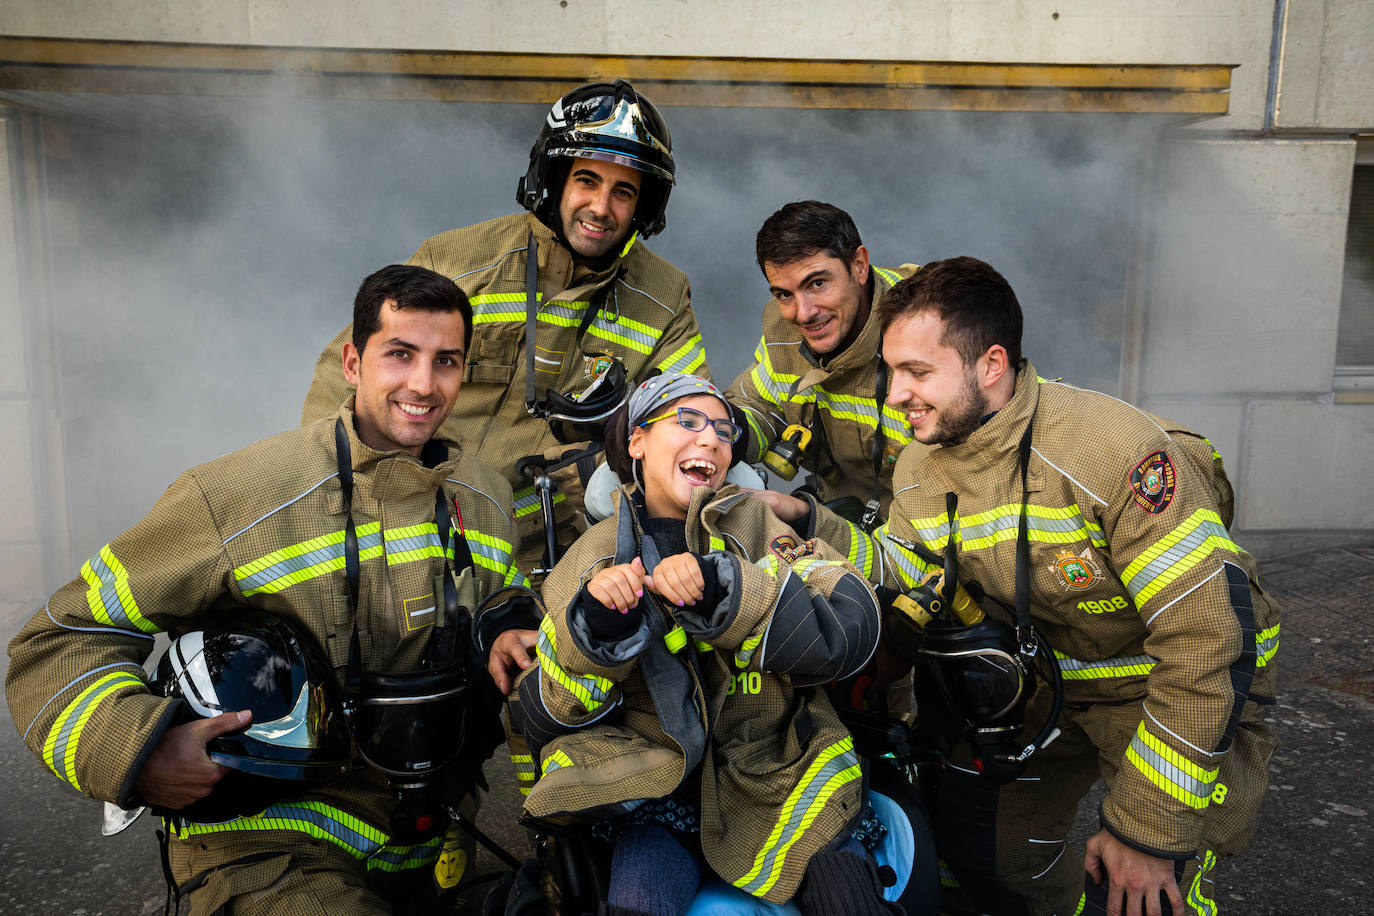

{"left": 302, "top": 80, "right": 711, "bottom": 581}
{"left": 725, "top": 201, "right": 919, "bottom": 527}
{"left": 772, "top": 258, "right": 1278, "bottom": 915}
{"left": 508, "top": 374, "right": 899, "bottom": 915}
{"left": 7, "top": 267, "right": 537, "bottom": 913}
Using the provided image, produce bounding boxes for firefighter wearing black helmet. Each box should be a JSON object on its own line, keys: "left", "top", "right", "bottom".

{"left": 302, "top": 79, "right": 713, "bottom": 589}
{"left": 7, "top": 265, "right": 538, "bottom": 913}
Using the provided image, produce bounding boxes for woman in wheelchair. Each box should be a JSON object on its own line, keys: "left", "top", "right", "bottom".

{"left": 504, "top": 372, "right": 909, "bottom": 916}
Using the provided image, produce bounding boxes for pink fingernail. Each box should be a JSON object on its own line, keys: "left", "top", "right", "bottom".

{"left": 636, "top": 589, "right": 643, "bottom": 597}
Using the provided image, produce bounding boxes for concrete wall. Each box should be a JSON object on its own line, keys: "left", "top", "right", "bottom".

{"left": 2, "top": 0, "right": 1373, "bottom": 602}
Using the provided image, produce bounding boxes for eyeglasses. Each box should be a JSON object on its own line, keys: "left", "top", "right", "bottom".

{"left": 639, "top": 406, "right": 742, "bottom": 444}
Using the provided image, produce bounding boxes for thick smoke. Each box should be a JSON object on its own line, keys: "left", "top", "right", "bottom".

{"left": 19, "top": 90, "right": 1161, "bottom": 585}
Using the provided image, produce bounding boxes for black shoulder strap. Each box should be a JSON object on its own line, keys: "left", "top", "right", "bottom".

{"left": 861, "top": 357, "right": 889, "bottom": 531}
{"left": 1013, "top": 418, "right": 1035, "bottom": 641}
{"left": 524, "top": 230, "right": 541, "bottom": 416}
{"left": 334, "top": 417, "right": 363, "bottom": 691}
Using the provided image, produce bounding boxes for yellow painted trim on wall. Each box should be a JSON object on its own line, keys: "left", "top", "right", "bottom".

{"left": 0, "top": 37, "right": 1232, "bottom": 114}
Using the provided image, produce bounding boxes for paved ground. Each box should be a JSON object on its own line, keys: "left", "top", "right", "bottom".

{"left": 2, "top": 541, "right": 1371, "bottom": 914}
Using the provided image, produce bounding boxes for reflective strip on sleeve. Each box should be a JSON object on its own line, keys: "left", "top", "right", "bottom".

{"left": 1053, "top": 651, "right": 1157, "bottom": 680}
{"left": 839, "top": 521, "right": 874, "bottom": 579}
{"left": 511, "top": 752, "right": 538, "bottom": 796}
{"left": 656, "top": 333, "right": 707, "bottom": 374}
{"left": 738, "top": 405, "right": 772, "bottom": 453}
{"left": 367, "top": 836, "right": 443, "bottom": 873}
{"left": 177, "top": 801, "right": 392, "bottom": 862}
{"left": 811, "top": 387, "right": 913, "bottom": 446}
{"left": 708, "top": 535, "right": 726, "bottom": 552}
{"left": 80, "top": 546, "right": 160, "bottom": 633}
{"left": 1125, "top": 721, "right": 1218, "bottom": 810}
{"left": 871, "top": 266, "right": 902, "bottom": 286}
{"left": 876, "top": 526, "right": 940, "bottom": 590}
{"left": 733, "top": 736, "right": 862, "bottom": 897}
{"left": 748, "top": 337, "right": 795, "bottom": 406}
{"left": 235, "top": 523, "right": 381, "bottom": 596}
{"left": 1122, "top": 509, "right": 1239, "bottom": 607}
{"left": 43, "top": 670, "right": 146, "bottom": 791}
{"left": 542, "top": 748, "right": 574, "bottom": 776}
{"left": 735, "top": 632, "right": 763, "bottom": 669}
{"left": 1256, "top": 622, "right": 1279, "bottom": 668}
{"left": 754, "top": 555, "right": 781, "bottom": 578}
{"left": 535, "top": 615, "right": 614, "bottom": 714}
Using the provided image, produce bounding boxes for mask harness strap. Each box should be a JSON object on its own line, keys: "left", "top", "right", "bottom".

{"left": 860, "top": 356, "right": 889, "bottom": 532}
{"left": 335, "top": 418, "right": 364, "bottom": 694}
{"left": 524, "top": 230, "right": 542, "bottom": 418}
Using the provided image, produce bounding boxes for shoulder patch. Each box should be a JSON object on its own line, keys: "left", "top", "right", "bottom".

{"left": 1129, "top": 450, "right": 1176, "bottom": 514}
{"left": 770, "top": 533, "right": 816, "bottom": 562}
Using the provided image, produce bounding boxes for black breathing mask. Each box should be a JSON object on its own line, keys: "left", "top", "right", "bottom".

{"left": 884, "top": 420, "right": 1064, "bottom": 783}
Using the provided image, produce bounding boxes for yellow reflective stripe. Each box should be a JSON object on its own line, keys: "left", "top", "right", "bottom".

{"left": 587, "top": 312, "right": 661, "bottom": 355}
{"left": 694, "top": 639, "right": 714, "bottom": 652}
{"left": 708, "top": 535, "right": 725, "bottom": 552}
{"left": 1126, "top": 721, "right": 1217, "bottom": 810}
{"left": 384, "top": 521, "right": 446, "bottom": 566}
{"left": 656, "top": 333, "right": 707, "bottom": 374}
{"left": 535, "top": 615, "right": 614, "bottom": 713}
{"left": 43, "top": 671, "right": 144, "bottom": 790}
{"left": 735, "top": 736, "right": 862, "bottom": 896}
{"left": 1256, "top": 622, "right": 1279, "bottom": 667}
{"left": 1071, "top": 894, "right": 1087, "bottom": 915}
{"left": 1187, "top": 850, "right": 1218, "bottom": 916}
{"left": 1054, "top": 650, "right": 1156, "bottom": 680}
{"left": 747, "top": 337, "right": 796, "bottom": 406}
{"left": 877, "top": 527, "right": 940, "bottom": 590}
{"left": 871, "top": 266, "right": 902, "bottom": 286}
{"left": 367, "top": 836, "right": 443, "bottom": 873}
{"left": 844, "top": 521, "right": 874, "bottom": 579}
{"left": 738, "top": 405, "right": 771, "bottom": 452}
{"left": 1122, "top": 509, "right": 1238, "bottom": 606}
{"left": 907, "top": 504, "right": 1107, "bottom": 552}
{"left": 542, "top": 748, "right": 573, "bottom": 776}
{"left": 177, "top": 800, "right": 388, "bottom": 860}
{"left": 511, "top": 752, "right": 538, "bottom": 796}
{"left": 235, "top": 523, "right": 382, "bottom": 596}
{"left": 513, "top": 486, "right": 565, "bottom": 519}
{"left": 463, "top": 528, "right": 518, "bottom": 578}
{"left": 469, "top": 291, "right": 530, "bottom": 323}
{"left": 80, "top": 546, "right": 159, "bottom": 633}
{"left": 754, "top": 555, "right": 781, "bottom": 578}
{"left": 735, "top": 633, "right": 763, "bottom": 669}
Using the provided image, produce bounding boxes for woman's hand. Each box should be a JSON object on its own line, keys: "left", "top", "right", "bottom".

{"left": 740, "top": 487, "right": 809, "bottom": 522}
{"left": 645, "top": 552, "right": 707, "bottom": 607}
{"left": 587, "top": 556, "right": 651, "bottom": 613}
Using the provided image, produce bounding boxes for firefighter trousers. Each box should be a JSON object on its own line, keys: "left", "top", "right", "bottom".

{"left": 933, "top": 699, "right": 1276, "bottom": 916}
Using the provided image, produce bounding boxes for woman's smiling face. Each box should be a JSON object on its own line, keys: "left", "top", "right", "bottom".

{"left": 628, "top": 394, "right": 732, "bottom": 519}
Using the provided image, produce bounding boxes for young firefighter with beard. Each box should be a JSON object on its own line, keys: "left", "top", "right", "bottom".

{"left": 302, "top": 80, "right": 712, "bottom": 612}
{"left": 726, "top": 201, "right": 921, "bottom": 539}
{"left": 761, "top": 257, "right": 1279, "bottom": 916}
{"left": 507, "top": 373, "right": 901, "bottom": 916}
{"left": 7, "top": 266, "right": 535, "bottom": 914}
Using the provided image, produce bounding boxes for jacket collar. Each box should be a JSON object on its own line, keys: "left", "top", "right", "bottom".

{"left": 338, "top": 402, "right": 463, "bottom": 501}
{"left": 527, "top": 211, "right": 629, "bottom": 303}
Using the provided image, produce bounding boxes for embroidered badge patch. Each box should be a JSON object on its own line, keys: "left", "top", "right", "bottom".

{"left": 1129, "top": 451, "right": 1176, "bottom": 514}
{"left": 770, "top": 533, "right": 815, "bottom": 562}
{"left": 1051, "top": 548, "right": 1101, "bottom": 590}
{"left": 583, "top": 353, "right": 614, "bottom": 381}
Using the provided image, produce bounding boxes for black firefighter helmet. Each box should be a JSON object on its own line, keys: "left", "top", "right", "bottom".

{"left": 517, "top": 79, "right": 676, "bottom": 238}
{"left": 155, "top": 608, "right": 350, "bottom": 822}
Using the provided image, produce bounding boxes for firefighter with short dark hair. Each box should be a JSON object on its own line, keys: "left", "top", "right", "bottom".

{"left": 725, "top": 200, "right": 921, "bottom": 541}
{"left": 767, "top": 256, "right": 1278, "bottom": 915}
{"left": 8, "top": 265, "right": 535, "bottom": 913}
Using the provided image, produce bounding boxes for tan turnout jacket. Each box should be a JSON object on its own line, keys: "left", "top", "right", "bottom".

{"left": 815, "top": 363, "right": 1279, "bottom": 859}
{"left": 726, "top": 263, "right": 919, "bottom": 511}
{"left": 512, "top": 484, "right": 881, "bottom": 903}
{"left": 302, "top": 212, "right": 711, "bottom": 550}
{"left": 6, "top": 407, "right": 530, "bottom": 891}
